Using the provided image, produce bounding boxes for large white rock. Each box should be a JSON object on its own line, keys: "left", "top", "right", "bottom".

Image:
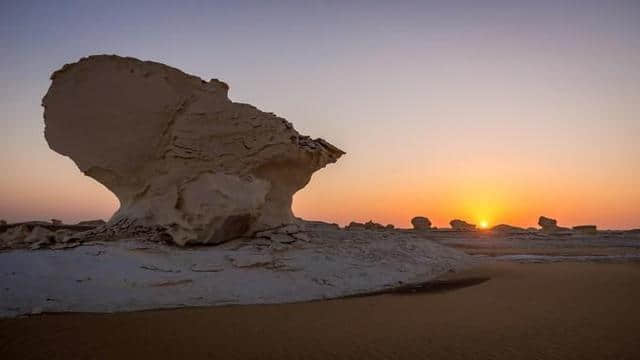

{"left": 43, "top": 55, "right": 344, "bottom": 245}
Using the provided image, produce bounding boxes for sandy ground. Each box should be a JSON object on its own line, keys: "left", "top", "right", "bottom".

{"left": 2, "top": 261, "right": 639, "bottom": 359}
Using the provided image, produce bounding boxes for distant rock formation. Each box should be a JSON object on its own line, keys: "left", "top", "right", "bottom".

{"left": 411, "top": 216, "right": 431, "bottom": 230}
{"left": 345, "top": 220, "right": 387, "bottom": 231}
{"left": 76, "top": 219, "right": 107, "bottom": 227}
{"left": 43, "top": 55, "right": 344, "bottom": 246}
{"left": 491, "top": 224, "right": 525, "bottom": 233}
{"left": 450, "top": 219, "right": 476, "bottom": 231}
{"left": 573, "top": 225, "right": 597, "bottom": 235}
{"left": 538, "top": 216, "right": 569, "bottom": 233}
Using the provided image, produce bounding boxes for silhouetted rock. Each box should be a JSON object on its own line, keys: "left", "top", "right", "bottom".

{"left": 538, "top": 216, "right": 557, "bottom": 229}
{"left": 573, "top": 225, "right": 597, "bottom": 235}
{"left": 450, "top": 219, "right": 476, "bottom": 231}
{"left": 345, "top": 222, "right": 365, "bottom": 230}
{"left": 491, "top": 224, "right": 525, "bottom": 233}
{"left": 411, "top": 216, "right": 432, "bottom": 230}
{"left": 538, "top": 216, "right": 569, "bottom": 233}
{"left": 43, "top": 55, "right": 344, "bottom": 245}
{"left": 51, "top": 219, "right": 62, "bottom": 226}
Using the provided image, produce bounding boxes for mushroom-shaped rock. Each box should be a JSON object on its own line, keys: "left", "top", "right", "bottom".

{"left": 450, "top": 219, "right": 476, "bottom": 231}
{"left": 411, "top": 216, "right": 432, "bottom": 230}
{"left": 43, "top": 55, "right": 344, "bottom": 246}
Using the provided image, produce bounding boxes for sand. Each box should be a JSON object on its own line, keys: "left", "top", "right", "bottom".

{"left": 2, "top": 261, "right": 639, "bottom": 359}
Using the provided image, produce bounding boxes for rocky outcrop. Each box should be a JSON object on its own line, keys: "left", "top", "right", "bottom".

{"left": 490, "top": 224, "right": 525, "bottom": 233}
{"left": 573, "top": 225, "right": 597, "bottom": 235}
{"left": 345, "top": 220, "right": 387, "bottom": 231}
{"left": 450, "top": 219, "right": 476, "bottom": 231}
{"left": 0, "top": 223, "right": 85, "bottom": 250}
{"left": 76, "top": 219, "right": 107, "bottom": 227}
{"left": 43, "top": 55, "right": 344, "bottom": 246}
{"left": 0, "top": 221, "right": 477, "bottom": 317}
{"left": 538, "top": 216, "right": 570, "bottom": 233}
{"left": 411, "top": 216, "right": 431, "bottom": 230}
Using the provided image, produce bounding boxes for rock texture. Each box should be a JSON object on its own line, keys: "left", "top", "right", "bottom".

{"left": 0, "top": 221, "right": 477, "bottom": 317}
{"left": 43, "top": 55, "right": 344, "bottom": 246}
{"left": 411, "top": 216, "right": 432, "bottom": 230}
{"left": 450, "top": 219, "right": 476, "bottom": 231}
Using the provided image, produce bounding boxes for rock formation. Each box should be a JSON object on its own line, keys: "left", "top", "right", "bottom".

{"left": 573, "top": 225, "right": 597, "bottom": 235}
{"left": 490, "top": 224, "right": 525, "bottom": 233}
{"left": 43, "top": 55, "right": 344, "bottom": 246}
{"left": 538, "top": 216, "right": 570, "bottom": 233}
{"left": 411, "top": 216, "right": 431, "bottom": 230}
{"left": 345, "top": 220, "right": 387, "bottom": 231}
{"left": 76, "top": 219, "right": 107, "bottom": 227}
{"left": 450, "top": 219, "right": 476, "bottom": 231}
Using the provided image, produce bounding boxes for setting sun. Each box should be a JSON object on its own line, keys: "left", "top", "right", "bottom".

{"left": 479, "top": 220, "right": 489, "bottom": 229}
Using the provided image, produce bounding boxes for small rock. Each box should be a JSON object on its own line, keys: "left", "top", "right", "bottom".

{"left": 51, "top": 219, "right": 63, "bottom": 226}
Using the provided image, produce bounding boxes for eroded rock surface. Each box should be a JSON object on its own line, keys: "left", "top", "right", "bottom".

{"left": 0, "top": 221, "right": 477, "bottom": 317}
{"left": 43, "top": 55, "right": 344, "bottom": 246}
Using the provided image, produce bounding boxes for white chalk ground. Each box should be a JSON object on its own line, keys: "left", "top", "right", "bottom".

{"left": 0, "top": 225, "right": 476, "bottom": 318}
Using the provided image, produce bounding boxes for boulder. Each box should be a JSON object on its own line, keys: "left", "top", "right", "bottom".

{"left": 0, "top": 219, "right": 7, "bottom": 226}
{"left": 450, "top": 219, "right": 476, "bottom": 231}
{"left": 411, "top": 216, "right": 432, "bottom": 230}
{"left": 43, "top": 55, "right": 344, "bottom": 246}
{"left": 51, "top": 219, "right": 63, "bottom": 226}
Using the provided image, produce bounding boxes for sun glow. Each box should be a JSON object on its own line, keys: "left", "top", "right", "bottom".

{"left": 479, "top": 220, "right": 489, "bottom": 229}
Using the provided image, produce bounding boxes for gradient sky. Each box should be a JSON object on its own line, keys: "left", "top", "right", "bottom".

{"left": 1, "top": 0, "right": 639, "bottom": 229}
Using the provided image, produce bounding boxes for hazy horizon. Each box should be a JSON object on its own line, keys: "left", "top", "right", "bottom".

{"left": 1, "top": 1, "right": 639, "bottom": 229}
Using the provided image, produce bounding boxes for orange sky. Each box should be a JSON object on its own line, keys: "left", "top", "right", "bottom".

{"left": 1, "top": 1, "right": 639, "bottom": 229}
